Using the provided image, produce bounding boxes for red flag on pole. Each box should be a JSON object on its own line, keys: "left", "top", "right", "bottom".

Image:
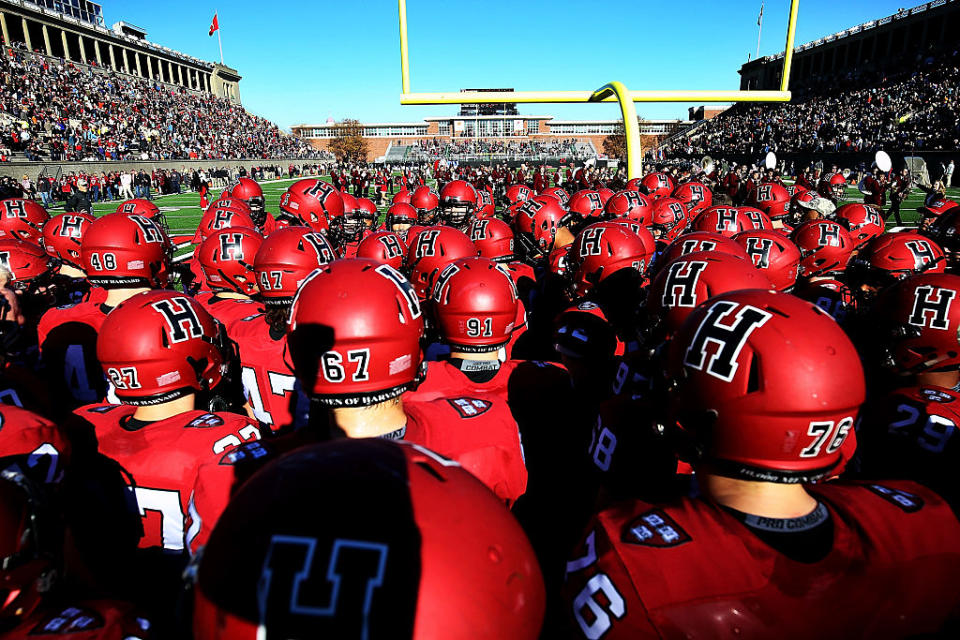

{"left": 208, "top": 13, "right": 219, "bottom": 36}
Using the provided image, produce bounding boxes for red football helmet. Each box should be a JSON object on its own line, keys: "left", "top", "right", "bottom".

{"left": 97, "top": 290, "right": 228, "bottom": 404}
{"left": 0, "top": 239, "right": 54, "bottom": 289}
{"left": 848, "top": 232, "right": 945, "bottom": 291}
{"left": 81, "top": 213, "right": 171, "bottom": 288}
{"left": 647, "top": 251, "right": 772, "bottom": 335}
{"left": 639, "top": 172, "right": 674, "bottom": 199}
{"left": 192, "top": 439, "right": 545, "bottom": 640}
{"left": 918, "top": 196, "right": 959, "bottom": 232}
{"left": 406, "top": 227, "right": 476, "bottom": 300}
{"left": 656, "top": 232, "right": 749, "bottom": 273}
{"left": 432, "top": 257, "right": 519, "bottom": 351}
{"left": 667, "top": 290, "right": 864, "bottom": 482}
{"left": 357, "top": 197, "right": 379, "bottom": 225}
{"left": 835, "top": 203, "right": 885, "bottom": 249}
{"left": 749, "top": 182, "right": 791, "bottom": 220}
{"left": 392, "top": 189, "right": 413, "bottom": 205}
{"left": 818, "top": 172, "right": 848, "bottom": 202}
{"left": 198, "top": 228, "right": 263, "bottom": 296}
{"left": 649, "top": 198, "right": 688, "bottom": 244}
{"left": 439, "top": 180, "right": 477, "bottom": 226}
{"left": 288, "top": 258, "right": 424, "bottom": 404}
{"left": 230, "top": 177, "right": 266, "bottom": 226}
{"left": 604, "top": 190, "right": 654, "bottom": 225}
{"left": 469, "top": 218, "right": 515, "bottom": 263}
{"left": 512, "top": 197, "right": 568, "bottom": 259}
{"left": 733, "top": 229, "right": 801, "bottom": 291}
{"left": 871, "top": 273, "right": 960, "bottom": 374}
{"left": 597, "top": 187, "right": 614, "bottom": 205}
{"left": 567, "top": 190, "right": 606, "bottom": 226}
{"left": 691, "top": 206, "right": 755, "bottom": 237}
{"left": 253, "top": 227, "right": 338, "bottom": 306}
{"left": 280, "top": 180, "right": 344, "bottom": 231}
{"left": 504, "top": 184, "right": 533, "bottom": 207}
{"left": 0, "top": 471, "right": 56, "bottom": 625}
{"left": 276, "top": 191, "right": 320, "bottom": 232}
{"left": 337, "top": 193, "right": 367, "bottom": 243}
{"left": 197, "top": 205, "right": 257, "bottom": 242}
{"left": 386, "top": 203, "right": 418, "bottom": 232}
{"left": 41, "top": 212, "right": 95, "bottom": 267}
{"left": 475, "top": 189, "right": 495, "bottom": 219}
{"left": 790, "top": 188, "right": 820, "bottom": 220}
{"left": 791, "top": 220, "right": 855, "bottom": 279}
{"left": 411, "top": 187, "right": 440, "bottom": 224}
{"left": 357, "top": 231, "right": 408, "bottom": 270}
{"left": 540, "top": 186, "right": 569, "bottom": 207}
{"left": 569, "top": 222, "right": 656, "bottom": 296}
{"left": 115, "top": 198, "right": 165, "bottom": 231}
{"left": 0, "top": 198, "right": 50, "bottom": 244}
{"left": 672, "top": 181, "right": 712, "bottom": 217}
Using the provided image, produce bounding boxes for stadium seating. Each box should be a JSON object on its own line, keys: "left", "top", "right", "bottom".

{"left": 0, "top": 43, "right": 317, "bottom": 162}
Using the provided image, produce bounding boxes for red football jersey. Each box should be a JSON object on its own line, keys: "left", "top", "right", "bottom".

{"left": 229, "top": 314, "right": 308, "bottom": 433}
{"left": 404, "top": 394, "right": 527, "bottom": 505}
{"left": 260, "top": 211, "right": 278, "bottom": 236}
{"left": 563, "top": 481, "right": 960, "bottom": 639}
{"left": 4, "top": 600, "right": 153, "bottom": 639}
{"left": 406, "top": 359, "right": 527, "bottom": 403}
{"left": 37, "top": 300, "right": 110, "bottom": 407}
{"left": 72, "top": 403, "right": 261, "bottom": 553}
{"left": 193, "top": 292, "right": 261, "bottom": 328}
{"left": 0, "top": 404, "right": 71, "bottom": 485}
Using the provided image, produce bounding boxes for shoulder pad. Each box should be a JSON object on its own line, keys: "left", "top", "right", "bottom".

{"left": 185, "top": 413, "right": 226, "bottom": 429}
{"left": 621, "top": 508, "right": 692, "bottom": 548}
{"left": 446, "top": 397, "right": 493, "bottom": 418}
{"left": 865, "top": 484, "right": 925, "bottom": 513}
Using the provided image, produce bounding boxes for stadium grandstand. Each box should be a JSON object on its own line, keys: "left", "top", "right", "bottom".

{"left": 0, "top": 0, "right": 316, "bottom": 164}
{"left": 664, "top": 0, "right": 960, "bottom": 164}
{"left": 292, "top": 93, "right": 699, "bottom": 163}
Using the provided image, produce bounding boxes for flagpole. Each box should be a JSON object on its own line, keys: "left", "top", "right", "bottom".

{"left": 756, "top": 2, "right": 764, "bottom": 59}
{"left": 216, "top": 10, "right": 224, "bottom": 64}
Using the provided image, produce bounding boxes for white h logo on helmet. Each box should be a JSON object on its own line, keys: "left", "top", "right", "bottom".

{"left": 684, "top": 300, "right": 773, "bottom": 382}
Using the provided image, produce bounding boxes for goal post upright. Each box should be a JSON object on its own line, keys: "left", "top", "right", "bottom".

{"left": 398, "top": 0, "right": 800, "bottom": 179}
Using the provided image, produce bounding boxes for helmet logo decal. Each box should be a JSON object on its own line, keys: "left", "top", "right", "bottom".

{"left": 745, "top": 237, "right": 774, "bottom": 269}
{"left": 431, "top": 263, "right": 460, "bottom": 302}
{"left": 905, "top": 240, "right": 937, "bottom": 269}
{"left": 212, "top": 209, "right": 234, "bottom": 228}
{"left": 257, "top": 535, "right": 388, "bottom": 635}
{"left": 469, "top": 219, "right": 489, "bottom": 241}
{"left": 662, "top": 260, "right": 708, "bottom": 308}
{"left": 683, "top": 300, "right": 773, "bottom": 382}
{"left": 375, "top": 264, "right": 422, "bottom": 320}
{"left": 908, "top": 285, "right": 956, "bottom": 330}
{"left": 303, "top": 233, "right": 337, "bottom": 264}
{"left": 744, "top": 210, "right": 765, "bottom": 228}
{"left": 219, "top": 233, "right": 245, "bottom": 261}
{"left": 586, "top": 192, "right": 603, "bottom": 211}
{"left": 129, "top": 215, "right": 163, "bottom": 243}
{"left": 579, "top": 227, "right": 606, "bottom": 257}
{"left": 414, "top": 229, "right": 441, "bottom": 258}
{"left": 681, "top": 239, "right": 716, "bottom": 255}
{"left": 818, "top": 224, "right": 841, "bottom": 247}
{"left": 716, "top": 208, "right": 737, "bottom": 232}
{"left": 151, "top": 297, "right": 204, "bottom": 343}
{"left": 59, "top": 215, "right": 84, "bottom": 238}
{"left": 377, "top": 235, "right": 404, "bottom": 259}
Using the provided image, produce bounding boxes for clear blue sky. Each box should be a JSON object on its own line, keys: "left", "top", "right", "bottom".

{"left": 113, "top": 0, "right": 921, "bottom": 129}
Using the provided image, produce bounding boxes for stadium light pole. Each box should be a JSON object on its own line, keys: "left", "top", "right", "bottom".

{"left": 398, "top": 0, "right": 800, "bottom": 178}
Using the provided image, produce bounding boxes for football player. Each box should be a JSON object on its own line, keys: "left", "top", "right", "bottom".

{"left": 37, "top": 213, "right": 171, "bottom": 411}
{"left": 194, "top": 227, "right": 263, "bottom": 327}
{"left": 229, "top": 177, "right": 276, "bottom": 234}
{"left": 41, "top": 212, "right": 100, "bottom": 307}
{"left": 231, "top": 227, "right": 337, "bottom": 433}
{"left": 563, "top": 290, "right": 960, "bottom": 638}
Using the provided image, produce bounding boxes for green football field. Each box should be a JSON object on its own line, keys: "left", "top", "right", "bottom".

{"left": 48, "top": 176, "right": 960, "bottom": 243}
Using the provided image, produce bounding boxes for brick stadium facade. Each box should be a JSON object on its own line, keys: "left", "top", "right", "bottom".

{"left": 292, "top": 108, "right": 698, "bottom": 163}
{"left": 0, "top": 0, "right": 241, "bottom": 102}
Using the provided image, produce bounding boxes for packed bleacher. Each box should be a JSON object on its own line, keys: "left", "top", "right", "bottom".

{"left": 0, "top": 42, "right": 317, "bottom": 162}
{"left": 663, "top": 45, "right": 960, "bottom": 158}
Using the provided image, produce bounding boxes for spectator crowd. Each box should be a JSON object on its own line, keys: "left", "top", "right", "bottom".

{"left": 0, "top": 42, "right": 318, "bottom": 162}
{"left": 410, "top": 137, "right": 592, "bottom": 161}
{"left": 662, "top": 46, "right": 960, "bottom": 158}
